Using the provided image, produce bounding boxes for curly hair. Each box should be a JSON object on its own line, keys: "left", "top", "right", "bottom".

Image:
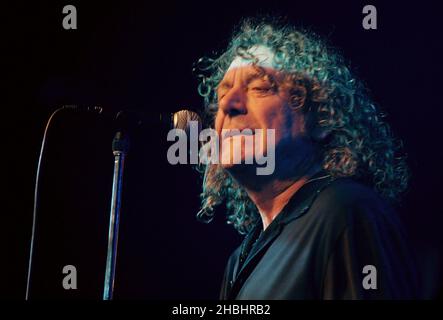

{"left": 194, "top": 17, "right": 409, "bottom": 235}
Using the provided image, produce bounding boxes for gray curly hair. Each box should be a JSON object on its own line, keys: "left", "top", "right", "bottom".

{"left": 194, "top": 17, "right": 409, "bottom": 235}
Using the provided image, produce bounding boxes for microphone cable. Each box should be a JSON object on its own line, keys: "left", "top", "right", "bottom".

{"left": 25, "top": 105, "right": 102, "bottom": 300}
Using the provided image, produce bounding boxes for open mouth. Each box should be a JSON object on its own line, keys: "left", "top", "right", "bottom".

{"left": 222, "top": 129, "right": 256, "bottom": 139}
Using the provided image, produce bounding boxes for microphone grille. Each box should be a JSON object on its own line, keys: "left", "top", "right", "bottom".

{"left": 173, "top": 110, "right": 201, "bottom": 132}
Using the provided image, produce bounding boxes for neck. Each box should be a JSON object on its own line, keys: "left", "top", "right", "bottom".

{"left": 226, "top": 156, "right": 322, "bottom": 230}
{"left": 247, "top": 177, "right": 311, "bottom": 230}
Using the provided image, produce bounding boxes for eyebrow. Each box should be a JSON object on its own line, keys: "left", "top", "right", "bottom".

{"left": 217, "top": 70, "right": 271, "bottom": 91}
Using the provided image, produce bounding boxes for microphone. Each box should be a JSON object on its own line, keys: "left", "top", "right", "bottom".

{"left": 114, "top": 109, "right": 202, "bottom": 132}
{"left": 171, "top": 109, "right": 202, "bottom": 131}
{"left": 25, "top": 105, "right": 202, "bottom": 299}
{"left": 57, "top": 105, "right": 202, "bottom": 131}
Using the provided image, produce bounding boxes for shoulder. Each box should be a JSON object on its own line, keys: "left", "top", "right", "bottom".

{"left": 315, "top": 180, "right": 418, "bottom": 298}
{"left": 308, "top": 178, "right": 411, "bottom": 263}
{"left": 312, "top": 178, "right": 395, "bottom": 223}
{"left": 317, "top": 178, "right": 388, "bottom": 208}
{"left": 296, "top": 177, "right": 405, "bottom": 245}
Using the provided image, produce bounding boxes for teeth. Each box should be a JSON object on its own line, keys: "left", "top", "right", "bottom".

{"left": 226, "top": 133, "right": 252, "bottom": 138}
{"left": 223, "top": 129, "right": 255, "bottom": 138}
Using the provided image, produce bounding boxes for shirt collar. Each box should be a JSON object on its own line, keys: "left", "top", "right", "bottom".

{"left": 276, "top": 172, "right": 334, "bottom": 226}
{"left": 248, "top": 171, "right": 335, "bottom": 237}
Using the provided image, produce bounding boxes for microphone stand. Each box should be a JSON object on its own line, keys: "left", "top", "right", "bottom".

{"left": 103, "top": 131, "right": 129, "bottom": 300}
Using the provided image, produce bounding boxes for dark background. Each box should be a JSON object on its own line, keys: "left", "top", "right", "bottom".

{"left": 3, "top": 0, "right": 442, "bottom": 299}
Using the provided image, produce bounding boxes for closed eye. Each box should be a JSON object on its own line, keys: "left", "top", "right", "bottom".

{"left": 248, "top": 77, "right": 275, "bottom": 95}
{"left": 250, "top": 85, "right": 274, "bottom": 95}
{"left": 251, "top": 86, "right": 271, "bottom": 91}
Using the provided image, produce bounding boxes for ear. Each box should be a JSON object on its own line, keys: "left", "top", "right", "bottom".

{"left": 290, "top": 95, "right": 306, "bottom": 110}
{"left": 290, "top": 88, "right": 307, "bottom": 110}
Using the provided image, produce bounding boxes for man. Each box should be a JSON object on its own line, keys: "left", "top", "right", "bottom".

{"left": 195, "top": 18, "right": 418, "bottom": 299}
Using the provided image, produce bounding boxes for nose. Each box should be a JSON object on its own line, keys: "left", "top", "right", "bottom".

{"left": 219, "top": 86, "right": 247, "bottom": 117}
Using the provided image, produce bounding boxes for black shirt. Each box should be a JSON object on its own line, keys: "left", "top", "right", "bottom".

{"left": 220, "top": 176, "right": 418, "bottom": 299}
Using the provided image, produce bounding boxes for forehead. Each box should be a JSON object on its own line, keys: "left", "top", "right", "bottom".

{"left": 218, "top": 65, "right": 281, "bottom": 88}
{"left": 228, "top": 45, "right": 276, "bottom": 70}
{"left": 219, "top": 45, "right": 281, "bottom": 85}
{"left": 220, "top": 65, "right": 264, "bottom": 83}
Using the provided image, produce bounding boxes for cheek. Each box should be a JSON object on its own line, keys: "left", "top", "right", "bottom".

{"left": 289, "top": 112, "right": 306, "bottom": 138}
{"left": 277, "top": 101, "right": 305, "bottom": 138}
{"left": 260, "top": 104, "right": 292, "bottom": 141}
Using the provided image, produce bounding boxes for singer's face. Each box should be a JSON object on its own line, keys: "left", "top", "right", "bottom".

{"left": 215, "top": 62, "right": 308, "bottom": 173}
